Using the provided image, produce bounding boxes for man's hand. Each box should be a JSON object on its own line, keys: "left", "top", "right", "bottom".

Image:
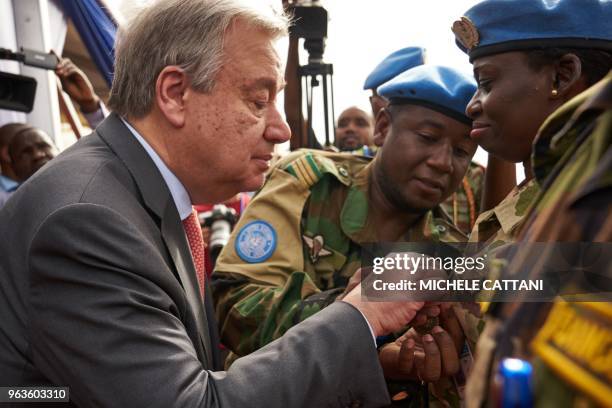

{"left": 55, "top": 55, "right": 100, "bottom": 113}
{"left": 341, "top": 283, "right": 424, "bottom": 336}
{"left": 338, "top": 268, "right": 443, "bottom": 329}
{"left": 379, "top": 326, "right": 460, "bottom": 382}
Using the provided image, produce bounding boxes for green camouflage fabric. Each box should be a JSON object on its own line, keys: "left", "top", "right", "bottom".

{"left": 464, "top": 176, "right": 540, "bottom": 313}
{"left": 440, "top": 161, "right": 486, "bottom": 235}
{"left": 213, "top": 149, "right": 465, "bottom": 356}
{"left": 468, "top": 178, "right": 539, "bottom": 247}
{"left": 465, "top": 72, "right": 612, "bottom": 408}
{"left": 457, "top": 174, "right": 541, "bottom": 361}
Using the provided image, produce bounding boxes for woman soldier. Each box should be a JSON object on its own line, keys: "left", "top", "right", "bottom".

{"left": 450, "top": 0, "right": 612, "bottom": 406}
{"left": 453, "top": 0, "right": 612, "bottom": 246}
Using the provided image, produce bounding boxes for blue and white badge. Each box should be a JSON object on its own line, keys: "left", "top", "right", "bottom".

{"left": 235, "top": 220, "right": 277, "bottom": 263}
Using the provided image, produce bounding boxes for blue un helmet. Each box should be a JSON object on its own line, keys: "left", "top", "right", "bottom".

{"left": 378, "top": 65, "right": 477, "bottom": 125}
{"left": 452, "top": 0, "right": 612, "bottom": 61}
{"left": 363, "top": 47, "right": 426, "bottom": 91}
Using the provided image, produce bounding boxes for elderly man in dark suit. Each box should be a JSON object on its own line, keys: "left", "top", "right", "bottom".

{"left": 0, "top": 0, "right": 429, "bottom": 406}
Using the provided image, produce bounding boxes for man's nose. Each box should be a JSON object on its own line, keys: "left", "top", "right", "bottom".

{"left": 427, "top": 143, "right": 453, "bottom": 174}
{"left": 33, "top": 148, "right": 47, "bottom": 159}
{"left": 264, "top": 105, "right": 291, "bottom": 144}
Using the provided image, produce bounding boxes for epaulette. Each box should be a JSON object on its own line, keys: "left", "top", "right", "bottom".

{"left": 278, "top": 149, "right": 371, "bottom": 190}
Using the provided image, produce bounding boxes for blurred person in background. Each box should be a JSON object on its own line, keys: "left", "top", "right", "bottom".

{"left": 1, "top": 55, "right": 107, "bottom": 209}
{"left": 7, "top": 126, "right": 57, "bottom": 183}
{"left": 55, "top": 55, "right": 109, "bottom": 129}
{"left": 0, "top": 123, "right": 26, "bottom": 205}
{"left": 335, "top": 106, "right": 376, "bottom": 156}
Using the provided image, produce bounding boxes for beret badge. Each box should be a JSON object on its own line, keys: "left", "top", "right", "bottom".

{"left": 452, "top": 16, "right": 479, "bottom": 51}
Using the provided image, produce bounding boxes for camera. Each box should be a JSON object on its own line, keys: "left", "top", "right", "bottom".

{"left": 0, "top": 71, "right": 37, "bottom": 113}
{"left": 0, "top": 47, "right": 59, "bottom": 112}
{"left": 289, "top": 1, "right": 328, "bottom": 63}
{"left": 198, "top": 204, "right": 238, "bottom": 267}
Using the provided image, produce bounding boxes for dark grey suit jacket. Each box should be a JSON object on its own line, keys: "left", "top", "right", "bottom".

{"left": 0, "top": 114, "right": 389, "bottom": 407}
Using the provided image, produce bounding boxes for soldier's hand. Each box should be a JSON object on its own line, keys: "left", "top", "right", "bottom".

{"left": 412, "top": 302, "right": 442, "bottom": 327}
{"left": 459, "top": 301, "right": 482, "bottom": 317}
{"left": 341, "top": 283, "right": 424, "bottom": 336}
{"left": 55, "top": 54, "right": 100, "bottom": 113}
{"left": 379, "top": 326, "right": 460, "bottom": 382}
{"left": 415, "top": 326, "right": 460, "bottom": 381}
{"left": 379, "top": 336, "right": 416, "bottom": 379}
{"left": 439, "top": 303, "right": 466, "bottom": 353}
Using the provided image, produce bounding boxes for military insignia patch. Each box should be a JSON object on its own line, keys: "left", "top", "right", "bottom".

{"left": 302, "top": 234, "right": 332, "bottom": 263}
{"left": 531, "top": 301, "right": 612, "bottom": 406}
{"left": 235, "top": 220, "right": 277, "bottom": 263}
{"left": 452, "top": 16, "right": 479, "bottom": 51}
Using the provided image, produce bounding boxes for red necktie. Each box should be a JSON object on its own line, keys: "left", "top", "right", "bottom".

{"left": 182, "top": 208, "right": 206, "bottom": 298}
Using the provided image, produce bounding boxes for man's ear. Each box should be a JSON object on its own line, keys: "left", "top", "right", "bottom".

{"left": 373, "top": 108, "right": 392, "bottom": 147}
{"left": 0, "top": 146, "right": 11, "bottom": 165}
{"left": 551, "top": 53, "right": 583, "bottom": 99}
{"left": 155, "top": 66, "right": 188, "bottom": 128}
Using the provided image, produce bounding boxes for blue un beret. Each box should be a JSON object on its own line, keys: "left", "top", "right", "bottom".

{"left": 378, "top": 65, "right": 477, "bottom": 125}
{"left": 363, "top": 47, "right": 426, "bottom": 90}
{"left": 453, "top": 0, "right": 612, "bottom": 61}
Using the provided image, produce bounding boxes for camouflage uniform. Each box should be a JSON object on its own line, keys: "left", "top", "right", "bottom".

{"left": 468, "top": 177, "right": 539, "bottom": 247}
{"left": 441, "top": 161, "right": 486, "bottom": 236}
{"left": 466, "top": 73, "right": 612, "bottom": 407}
{"left": 212, "top": 149, "right": 467, "bottom": 407}
{"left": 452, "top": 169, "right": 540, "bottom": 362}
{"left": 213, "top": 149, "right": 465, "bottom": 357}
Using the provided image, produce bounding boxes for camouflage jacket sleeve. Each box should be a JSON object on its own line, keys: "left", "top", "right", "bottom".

{"left": 212, "top": 150, "right": 358, "bottom": 357}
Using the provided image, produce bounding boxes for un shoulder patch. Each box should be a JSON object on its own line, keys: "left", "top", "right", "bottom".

{"left": 235, "top": 220, "right": 277, "bottom": 263}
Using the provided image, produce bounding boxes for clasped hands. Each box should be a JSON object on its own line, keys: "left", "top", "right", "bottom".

{"left": 340, "top": 260, "right": 476, "bottom": 383}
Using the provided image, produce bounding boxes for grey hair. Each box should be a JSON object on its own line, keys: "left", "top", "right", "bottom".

{"left": 108, "top": 0, "right": 289, "bottom": 118}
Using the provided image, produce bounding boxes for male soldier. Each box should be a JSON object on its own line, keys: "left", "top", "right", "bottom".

{"left": 213, "top": 65, "right": 478, "bottom": 404}
{"left": 335, "top": 106, "right": 375, "bottom": 156}
{"left": 364, "top": 46, "right": 486, "bottom": 234}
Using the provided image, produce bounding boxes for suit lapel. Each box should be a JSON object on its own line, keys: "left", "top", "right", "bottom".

{"left": 204, "top": 283, "right": 222, "bottom": 369}
{"left": 96, "top": 113, "right": 214, "bottom": 367}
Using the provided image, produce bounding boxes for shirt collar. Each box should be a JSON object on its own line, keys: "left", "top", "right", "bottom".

{"left": 532, "top": 73, "right": 611, "bottom": 187}
{"left": 121, "top": 118, "right": 192, "bottom": 221}
{"left": 488, "top": 178, "right": 539, "bottom": 237}
{"left": 0, "top": 174, "right": 19, "bottom": 192}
